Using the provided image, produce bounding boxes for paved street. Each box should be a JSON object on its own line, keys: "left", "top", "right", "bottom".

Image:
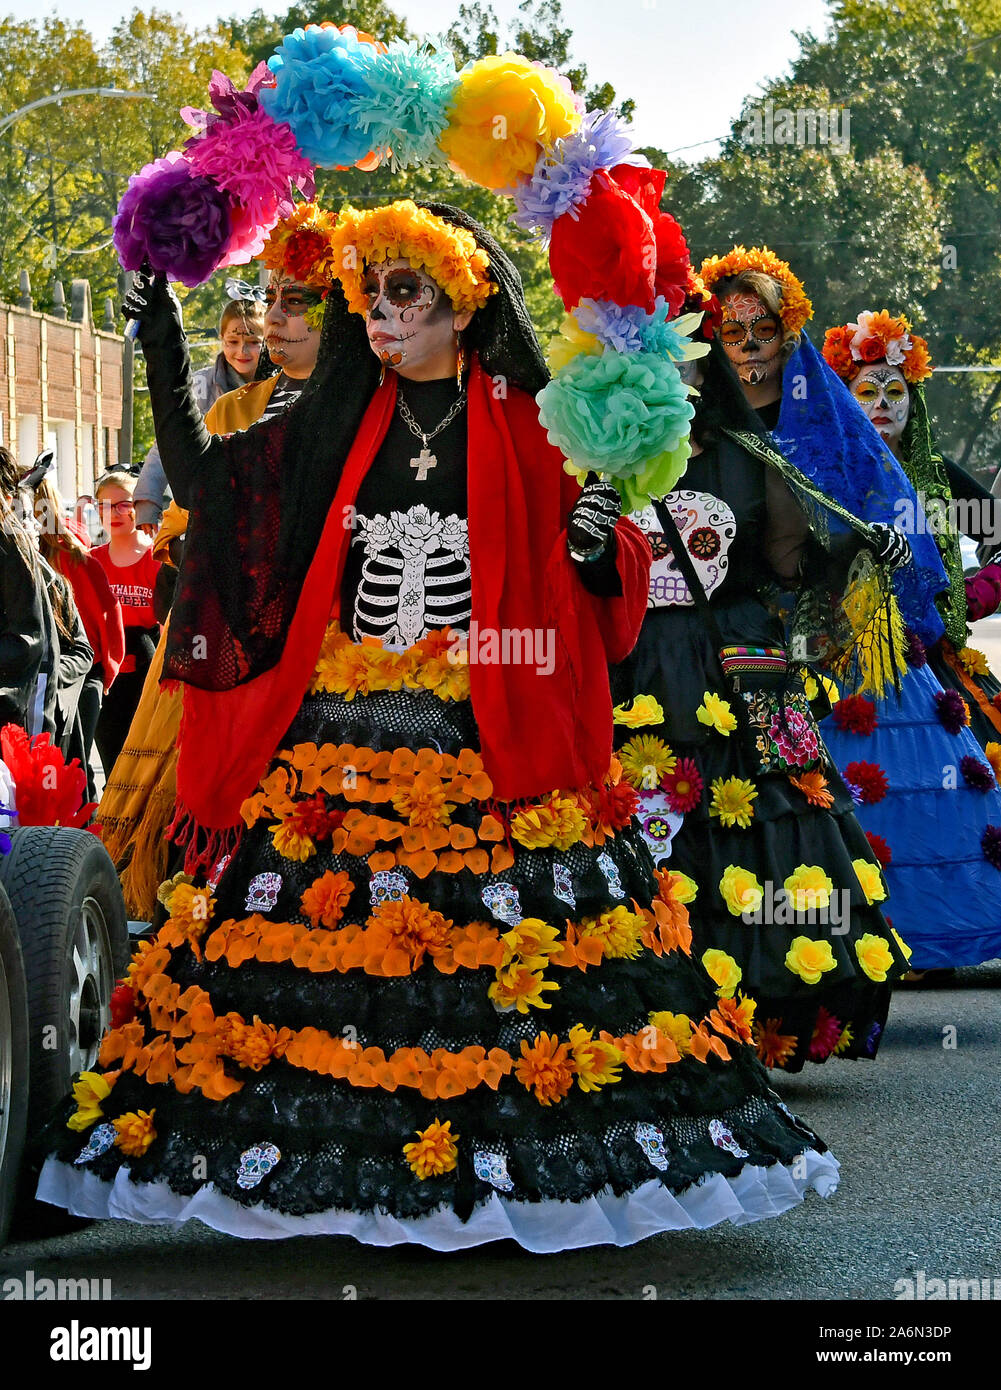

{"left": 2, "top": 961, "right": 998, "bottom": 1300}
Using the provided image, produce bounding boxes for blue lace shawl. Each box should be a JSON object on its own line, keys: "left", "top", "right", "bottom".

{"left": 771, "top": 332, "right": 948, "bottom": 645}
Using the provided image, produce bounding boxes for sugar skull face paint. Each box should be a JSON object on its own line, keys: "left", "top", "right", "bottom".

{"left": 263, "top": 270, "right": 321, "bottom": 378}
{"left": 361, "top": 258, "right": 459, "bottom": 374}
{"left": 720, "top": 291, "right": 785, "bottom": 388}
{"left": 850, "top": 364, "right": 911, "bottom": 450}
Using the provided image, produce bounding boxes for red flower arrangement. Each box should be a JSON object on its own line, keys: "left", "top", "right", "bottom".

{"left": 843, "top": 760, "right": 889, "bottom": 805}
{"left": 864, "top": 831, "right": 892, "bottom": 867}
{"left": 934, "top": 689, "right": 970, "bottom": 735}
{"left": 662, "top": 758, "right": 703, "bottom": 814}
{"left": 0, "top": 724, "right": 96, "bottom": 828}
{"left": 590, "top": 779, "right": 641, "bottom": 832}
{"left": 832, "top": 696, "right": 877, "bottom": 736}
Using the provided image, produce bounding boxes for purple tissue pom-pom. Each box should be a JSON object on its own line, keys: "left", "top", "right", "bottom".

{"left": 113, "top": 151, "right": 233, "bottom": 288}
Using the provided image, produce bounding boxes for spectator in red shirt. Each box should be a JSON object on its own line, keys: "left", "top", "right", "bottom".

{"left": 33, "top": 473, "right": 126, "bottom": 798}
{"left": 92, "top": 470, "right": 161, "bottom": 774}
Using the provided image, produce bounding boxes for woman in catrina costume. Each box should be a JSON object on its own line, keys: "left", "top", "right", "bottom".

{"left": 817, "top": 312, "right": 1001, "bottom": 973}
{"left": 36, "top": 166, "right": 846, "bottom": 1243}
{"left": 608, "top": 273, "right": 911, "bottom": 1072}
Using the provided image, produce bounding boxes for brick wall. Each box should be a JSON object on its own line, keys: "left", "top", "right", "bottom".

{"left": 0, "top": 280, "right": 123, "bottom": 499}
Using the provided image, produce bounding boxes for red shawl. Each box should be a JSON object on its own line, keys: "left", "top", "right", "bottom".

{"left": 171, "top": 361, "right": 650, "bottom": 866}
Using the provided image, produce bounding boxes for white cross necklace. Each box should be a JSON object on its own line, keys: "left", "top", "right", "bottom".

{"left": 396, "top": 389, "right": 467, "bottom": 482}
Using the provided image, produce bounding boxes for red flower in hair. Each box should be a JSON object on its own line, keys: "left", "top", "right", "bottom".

{"left": 284, "top": 229, "right": 331, "bottom": 284}
{"left": 843, "top": 760, "right": 888, "bottom": 805}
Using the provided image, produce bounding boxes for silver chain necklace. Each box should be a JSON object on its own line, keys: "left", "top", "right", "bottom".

{"left": 397, "top": 390, "right": 467, "bottom": 482}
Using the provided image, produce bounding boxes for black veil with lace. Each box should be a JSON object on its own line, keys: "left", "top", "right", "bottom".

{"left": 164, "top": 203, "right": 548, "bottom": 693}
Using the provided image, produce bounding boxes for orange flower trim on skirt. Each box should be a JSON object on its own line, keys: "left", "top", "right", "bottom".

{"left": 97, "top": 985, "right": 734, "bottom": 1107}
{"left": 309, "top": 622, "right": 471, "bottom": 703}
{"left": 239, "top": 739, "right": 634, "bottom": 878}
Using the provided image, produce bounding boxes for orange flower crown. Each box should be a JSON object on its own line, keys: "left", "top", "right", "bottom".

{"left": 259, "top": 202, "right": 339, "bottom": 290}
{"left": 822, "top": 310, "right": 933, "bottom": 384}
{"left": 699, "top": 245, "right": 813, "bottom": 337}
{"left": 328, "top": 200, "right": 497, "bottom": 317}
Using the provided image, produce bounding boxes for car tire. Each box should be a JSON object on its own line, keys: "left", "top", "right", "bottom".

{"left": 0, "top": 883, "right": 29, "bottom": 1248}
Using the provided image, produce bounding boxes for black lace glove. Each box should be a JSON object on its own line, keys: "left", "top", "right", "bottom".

{"left": 567, "top": 480, "right": 620, "bottom": 563}
{"left": 123, "top": 268, "right": 217, "bottom": 508}
{"left": 868, "top": 522, "right": 912, "bottom": 573}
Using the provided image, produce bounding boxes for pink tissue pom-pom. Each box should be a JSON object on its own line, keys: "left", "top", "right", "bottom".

{"left": 187, "top": 104, "right": 314, "bottom": 230}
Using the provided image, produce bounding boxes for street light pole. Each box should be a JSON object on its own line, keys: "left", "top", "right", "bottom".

{"left": 0, "top": 87, "right": 154, "bottom": 137}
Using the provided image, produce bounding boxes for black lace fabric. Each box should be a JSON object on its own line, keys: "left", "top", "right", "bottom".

{"left": 46, "top": 675, "right": 831, "bottom": 1225}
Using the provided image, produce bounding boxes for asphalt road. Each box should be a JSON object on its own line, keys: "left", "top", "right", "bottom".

{"left": 2, "top": 960, "right": 998, "bottom": 1301}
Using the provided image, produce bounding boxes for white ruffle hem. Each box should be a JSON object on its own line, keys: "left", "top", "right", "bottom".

{"left": 37, "top": 1149, "right": 839, "bottom": 1253}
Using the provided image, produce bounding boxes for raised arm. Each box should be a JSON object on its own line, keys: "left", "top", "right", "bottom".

{"left": 123, "top": 271, "right": 224, "bottom": 509}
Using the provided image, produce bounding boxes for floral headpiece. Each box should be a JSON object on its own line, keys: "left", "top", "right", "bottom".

{"left": 699, "top": 246, "right": 813, "bottom": 337}
{"left": 111, "top": 22, "right": 706, "bottom": 508}
{"left": 328, "top": 201, "right": 496, "bottom": 316}
{"left": 822, "top": 310, "right": 932, "bottom": 384}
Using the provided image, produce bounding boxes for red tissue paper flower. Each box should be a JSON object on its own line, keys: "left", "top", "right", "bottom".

{"left": 110, "top": 982, "right": 137, "bottom": 1029}
{"left": 843, "top": 760, "right": 889, "bottom": 805}
{"left": 864, "top": 831, "right": 892, "bottom": 867}
{"left": 832, "top": 695, "right": 877, "bottom": 735}
{"left": 0, "top": 725, "right": 96, "bottom": 828}
{"left": 549, "top": 169, "right": 657, "bottom": 313}
{"left": 608, "top": 164, "right": 691, "bottom": 315}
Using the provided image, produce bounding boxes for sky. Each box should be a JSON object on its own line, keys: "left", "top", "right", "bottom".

{"left": 2, "top": 0, "right": 834, "bottom": 158}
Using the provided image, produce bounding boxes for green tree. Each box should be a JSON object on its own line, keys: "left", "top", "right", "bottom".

{"left": 223, "top": 0, "right": 411, "bottom": 70}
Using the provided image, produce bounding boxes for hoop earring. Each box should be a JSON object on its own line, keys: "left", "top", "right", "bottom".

{"left": 456, "top": 335, "right": 466, "bottom": 387}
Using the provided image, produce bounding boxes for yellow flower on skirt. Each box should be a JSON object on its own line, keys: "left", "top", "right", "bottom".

{"left": 719, "top": 864, "right": 764, "bottom": 917}
{"left": 784, "top": 936, "right": 837, "bottom": 985}
{"left": 701, "top": 948, "right": 743, "bottom": 998}
{"left": 855, "top": 933, "right": 895, "bottom": 982}
{"left": 852, "top": 858, "right": 887, "bottom": 906}
{"left": 696, "top": 691, "right": 738, "bottom": 736}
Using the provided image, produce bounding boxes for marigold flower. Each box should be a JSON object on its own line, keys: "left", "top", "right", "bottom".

{"left": 301, "top": 870, "right": 354, "bottom": 928}
{"left": 510, "top": 793, "right": 587, "bottom": 851}
{"left": 500, "top": 918, "right": 562, "bottom": 969}
{"left": 784, "top": 935, "right": 837, "bottom": 984}
{"left": 719, "top": 864, "right": 763, "bottom": 917}
{"left": 368, "top": 896, "right": 452, "bottom": 965}
{"left": 783, "top": 864, "right": 834, "bottom": 912}
{"left": 271, "top": 818, "right": 317, "bottom": 861}
{"left": 166, "top": 882, "right": 215, "bottom": 933}
{"left": 568, "top": 1023, "right": 623, "bottom": 1092}
{"left": 986, "top": 742, "right": 1001, "bottom": 780}
{"left": 156, "top": 870, "right": 193, "bottom": 912}
{"left": 578, "top": 905, "right": 644, "bottom": 959}
{"left": 618, "top": 735, "right": 676, "bottom": 789}
{"left": 514, "top": 1033, "right": 575, "bottom": 1105}
{"left": 789, "top": 770, "right": 835, "bottom": 808}
{"left": 852, "top": 858, "right": 886, "bottom": 906}
{"left": 709, "top": 776, "right": 757, "bottom": 828}
{"left": 696, "top": 691, "right": 737, "bottom": 736}
{"left": 958, "top": 646, "right": 989, "bottom": 676}
{"left": 753, "top": 1017, "right": 798, "bottom": 1069}
{"left": 218, "top": 1015, "right": 282, "bottom": 1071}
{"left": 112, "top": 1108, "right": 157, "bottom": 1157}
{"left": 66, "top": 1070, "right": 115, "bottom": 1131}
{"left": 612, "top": 694, "right": 666, "bottom": 728}
{"left": 391, "top": 771, "right": 456, "bottom": 827}
{"left": 488, "top": 964, "right": 560, "bottom": 1013}
{"left": 854, "top": 932, "right": 895, "bottom": 982}
{"left": 701, "top": 948, "right": 742, "bottom": 998}
{"left": 662, "top": 758, "right": 703, "bottom": 813}
{"left": 648, "top": 1010, "right": 693, "bottom": 1056}
{"left": 403, "top": 1118, "right": 459, "bottom": 1180}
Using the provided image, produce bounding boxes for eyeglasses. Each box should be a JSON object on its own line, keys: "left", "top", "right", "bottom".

{"left": 264, "top": 284, "right": 325, "bottom": 317}
{"left": 719, "top": 315, "right": 781, "bottom": 347}
{"left": 99, "top": 500, "right": 135, "bottom": 514}
{"left": 853, "top": 380, "right": 908, "bottom": 403}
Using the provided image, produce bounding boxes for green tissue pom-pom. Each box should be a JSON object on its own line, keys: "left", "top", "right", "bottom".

{"left": 537, "top": 349, "right": 695, "bottom": 489}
